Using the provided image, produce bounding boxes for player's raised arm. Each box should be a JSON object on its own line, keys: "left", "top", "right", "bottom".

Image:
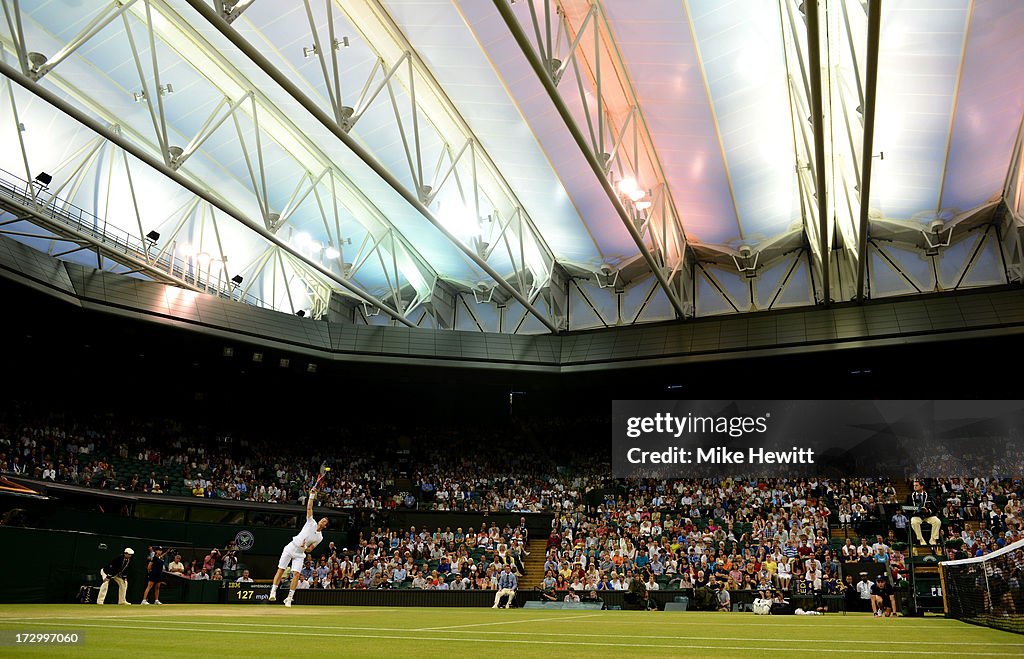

{"left": 306, "top": 487, "right": 316, "bottom": 519}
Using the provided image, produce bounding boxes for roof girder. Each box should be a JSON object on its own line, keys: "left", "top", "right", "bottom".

{"left": 4, "top": 0, "right": 446, "bottom": 321}
{"left": 493, "top": 0, "right": 692, "bottom": 319}
{"left": 0, "top": 55, "right": 417, "bottom": 325}
{"left": 183, "top": 0, "right": 562, "bottom": 333}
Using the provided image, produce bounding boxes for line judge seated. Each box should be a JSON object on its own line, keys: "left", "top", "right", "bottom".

{"left": 906, "top": 480, "right": 941, "bottom": 546}
{"left": 492, "top": 565, "right": 517, "bottom": 609}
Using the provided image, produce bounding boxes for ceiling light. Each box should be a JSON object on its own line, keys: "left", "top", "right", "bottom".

{"left": 438, "top": 201, "right": 481, "bottom": 239}
{"left": 617, "top": 177, "right": 638, "bottom": 196}
{"left": 324, "top": 246, "right": 341, "bottom": 260}
{"left": 26, "top": 52, "right": 47, "bottom": 70}
{"left": 33, "top": 171, "right": 52, "bottom": 186}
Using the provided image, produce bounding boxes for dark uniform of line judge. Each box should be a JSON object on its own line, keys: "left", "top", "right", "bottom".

{"left": 906, "top": 481, "right": 941, "bottom": 546}
{"left": 97, "top": 547, "right": 134, "bottom": 605}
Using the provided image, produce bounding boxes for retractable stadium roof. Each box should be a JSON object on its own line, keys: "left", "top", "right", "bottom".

{"left": 0, "top": 0, "right": 1021, "bottom": 335}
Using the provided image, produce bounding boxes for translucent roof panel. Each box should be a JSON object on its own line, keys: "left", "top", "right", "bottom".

{"left": 601, "top": 0, "right": 740, "bottom": 246}
{"left": 686, "top": 0, "right": 801, "bottom": 246}
{"left": 384, "top": 0, "right": 604, "bottom": 266}
{"left": 871, "top": 0, "right": 970, "bottom": 222}
{"left": 3, "top": 0, "right": 1024, "bottom": 328}
{"left": 940, "top": 0, "right": 1024, "bottom": 213}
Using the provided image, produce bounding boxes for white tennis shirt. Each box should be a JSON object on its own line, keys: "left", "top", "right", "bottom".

{"left": 291, "top": 517, "right": 323, "bottom": 552}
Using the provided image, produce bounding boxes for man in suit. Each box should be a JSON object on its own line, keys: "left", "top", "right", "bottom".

{"left": 492, "top": 566, "right": 517, "bottom": 609}
{"left": 907, "top": 480, "right": 941, "bottom": 546}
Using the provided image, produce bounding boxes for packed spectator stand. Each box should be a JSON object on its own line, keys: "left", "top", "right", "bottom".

{"left": 2, "top": 408, "right": 1023, "bottom": 607}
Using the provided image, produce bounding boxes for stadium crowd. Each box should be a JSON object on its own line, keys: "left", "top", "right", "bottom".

{"left": 0, "top": 412, "right": 601, "bottom": 513}
{"left": 284, "top": 523, "right": 533, "bottom": 590}
{"left": 2, "top": 411, "right": 1023, "bottom": 598}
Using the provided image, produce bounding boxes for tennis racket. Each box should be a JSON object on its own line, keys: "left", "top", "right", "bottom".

{"left": 313, "top": 463, "right": 331, "bottom": 489}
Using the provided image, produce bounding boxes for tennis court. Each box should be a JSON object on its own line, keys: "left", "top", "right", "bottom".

{"left": 0, "top": 605, "right": 1020, "bottom": 657}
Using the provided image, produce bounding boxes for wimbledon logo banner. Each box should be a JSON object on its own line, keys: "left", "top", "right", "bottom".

{"left": 611, "top": 400, "right": 1024, "bottom": 479}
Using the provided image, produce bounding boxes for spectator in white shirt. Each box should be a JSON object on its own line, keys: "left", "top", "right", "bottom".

{"left": 167, "top": 554, "right": 185, "bottom": 576}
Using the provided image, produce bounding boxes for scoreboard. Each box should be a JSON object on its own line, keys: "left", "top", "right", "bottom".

{"left": 224, "top": 582, "right": 273, "bottom": 603}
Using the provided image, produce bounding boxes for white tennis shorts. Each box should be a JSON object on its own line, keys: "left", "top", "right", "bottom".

{"left": 278, "top": 543, "right": 306, "bottom": 572}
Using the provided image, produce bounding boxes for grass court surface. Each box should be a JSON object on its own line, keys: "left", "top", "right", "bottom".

{"left": 0, "top": 605, "right": 1019, "bottom": 657}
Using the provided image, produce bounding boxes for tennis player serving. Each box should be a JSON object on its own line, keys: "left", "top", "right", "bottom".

{"left": 270, "top": 486, "right": 328, "bottom": 607}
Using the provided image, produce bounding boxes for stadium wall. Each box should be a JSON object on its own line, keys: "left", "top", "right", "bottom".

{"left": 4, "top": 233, "right": 1024, "bottom": 372}
{"left": 40, "top": 508, "right": 340, "bottom": 557}
{"left": 0, "top": 526, "right": 188, "bottom": 604}
{"left": 289, "top": 587, "right": 825, "bottom": 612}
{"left": 12, "top": 478, "right": 554, "bottom": 542}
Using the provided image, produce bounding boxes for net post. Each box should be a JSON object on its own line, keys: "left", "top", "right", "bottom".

{"left": 938, "top": 562, "right": 948, "bottom": 615}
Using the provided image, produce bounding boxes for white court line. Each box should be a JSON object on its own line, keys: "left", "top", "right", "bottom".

{"left": 0, "top": 616, "right": 971, "bottom": 633}
{"left": 0, "top": 612, "right": 985, "bottom": 631}
{"left": 512, "top": 618, "right": 964, "bottom": 629}
{"left": 414, "top": 613, "right": 603, "bottom": 631}
{"left": 0, "top": 608, "right": 404, "bottom": 621}
{"left": 2, "top": 617, "right": 1016, "bottom": 646}
{"left": 0, "top": 622, "right": 1015, "bottom": 654}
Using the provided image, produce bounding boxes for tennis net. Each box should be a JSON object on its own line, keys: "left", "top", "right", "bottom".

{"left": 941, "top": 537, "right": 1024, "bottom": 634}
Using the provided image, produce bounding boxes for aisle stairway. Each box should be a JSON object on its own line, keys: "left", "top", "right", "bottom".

{"left": 520, "top": 539, "right": 548, "bottom": 586}
{"left": 832, "top": 527, "right": 856, "bottom": 541}
{"left": 894, "top": 479, "right": 911, "bottom": 503}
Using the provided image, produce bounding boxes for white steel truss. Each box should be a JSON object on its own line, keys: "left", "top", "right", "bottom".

{"left": 999, "top": 111, "right": 1024, "bottom": 284}
{"left": 1, "top": 0, "right": 1021, "bottom": 332}
{"left": 185, "top": 0, "right": 566, "bottom": 333}
{"left": 496, "top": 0, "right": 693, "bottom": 319}
{"left": 0, "top": 0, "right": 460, "bottom": 325}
